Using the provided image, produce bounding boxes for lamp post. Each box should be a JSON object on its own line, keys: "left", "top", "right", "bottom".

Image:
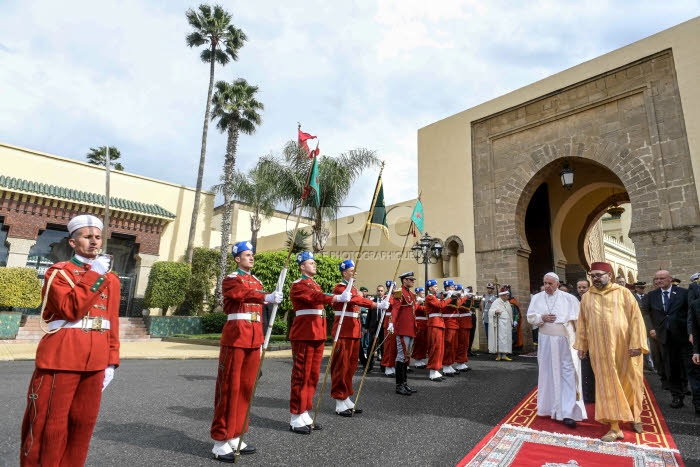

{"left": 411, "top": 232, "right": 443, "bottom": 290}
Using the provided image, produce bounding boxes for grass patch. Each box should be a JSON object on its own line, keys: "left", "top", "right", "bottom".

{"left": 170, "top": 333, "right": 290, "bottom": 343}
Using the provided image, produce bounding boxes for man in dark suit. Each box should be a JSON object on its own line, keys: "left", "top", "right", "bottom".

{"left": 689, "top": 297, "right": 700, "bottom": 414}
{"left": 688, "top": 272, "right": 699, "bottom": 304}
{"left": 633, "top": 282, "right": 655, "bottom": 373}
{"left": 647, "top": 270, "right": 699, "bottom": 410}
{"left": 363, "top": 284, "right": 387, "bottom": 372}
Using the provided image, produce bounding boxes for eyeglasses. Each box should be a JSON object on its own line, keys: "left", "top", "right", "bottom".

{"left": 589, "top": 273, "right": 608, "bottom": 279}
{"left": 405, "top": 278, "right": 415, "bottom": 281}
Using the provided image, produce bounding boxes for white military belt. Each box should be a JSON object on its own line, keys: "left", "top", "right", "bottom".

{"left": 227, "top": 312, "right": 260, "bottom": 322}
{"left": 295, "top": 309, "right": 323, "bottom": 316}
{"left": 415, "top": 316, "right": 428, "bottom": 321}
{"left": 428, "top": 313, "right": 443, "bottom": 318}
{"left": 384, "top": 312, "right": 392, "bottom": 316}
{"left": 458, "top": 313, "right": 472, "bottom": 317}
{"left": 335, "top": 312, "right": 359, "bottom": 318}
{"left": 48, "top": 317, "right": 111, "bottom": 332}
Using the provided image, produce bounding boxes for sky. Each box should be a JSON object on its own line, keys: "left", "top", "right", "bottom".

{"left": 1, "top": 1, "right": 699, "bottom": 216}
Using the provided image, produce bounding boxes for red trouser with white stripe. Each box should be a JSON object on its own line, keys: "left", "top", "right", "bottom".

{"left": 210, "top": 345, "right": 260, "bottom": 441}
{"left": 381, "top": 333, "right": 397, "bottom": 368}
{"left": 21, "top": 369, "right": 104, "bottom": 467}
{"left": 427, "top": 327, "right": 445, "bottom": 371}
{"left": 456, "top": 328, "right": 471, "bottom": 363}
{"left": 331, "top": 338, "right": 359, "bottom": 400}
{"left": 412, "top": 321, "right": 428, "bottom": 360}
{"left": 289, "top": 340, "right": 324, "bottom": 414}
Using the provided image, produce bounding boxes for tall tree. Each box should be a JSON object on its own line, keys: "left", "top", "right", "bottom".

{"left": 85, "top": 146, "right": 124, "bottom": 170}
{"left": 210, "top": 78, "right": 263, "bottom": 309}
{"left": 270, "top": 142, "right": 380, "bottom": 252}
{"left": 184, "top": 3, "right": 247, "bottom": 264}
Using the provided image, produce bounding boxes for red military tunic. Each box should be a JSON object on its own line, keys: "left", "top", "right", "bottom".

{"left": 442, "top": 296, "right": 464, "bottom": 367}
{"left": 289, "top": 275, "right": 335, "bottom": 414}
{"left": 381, "top": 304, "right": 398, "bottom": 369}
{"left": 330, "top": 281, "right": 375, "bottom": 400}
{"left": 390, "top": 286, "right": 417, "bottom": 363}
{"left": 21, "top": 257, "right": 121, "bottom": 467}
{"left": 425, "top": 294, "right": 448, "bottom": 371}
{"left": 211, "top": 269, "right": 267, "bottom": 442}
{"left": 412, "top": 299, "right": 428, "bottom": 361}
{"left": 456, "top": 297, "right": 474, "bottom": 364}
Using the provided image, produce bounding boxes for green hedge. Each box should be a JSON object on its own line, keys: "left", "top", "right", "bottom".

{"left": 187, "top": 248, "right": 236, "bottom": 315}
{"left": 202, "top": 312, "right": 227, "bottom": 333}
{"left": 0, "top": 268, "right": 42, "bottom": 309}
{"left": 143, "top": 261, "right": 192, "bottom": 314}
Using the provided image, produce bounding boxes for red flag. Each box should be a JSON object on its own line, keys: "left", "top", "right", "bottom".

{"left": 298, "top": 128, "right": 316, "bottom": 157}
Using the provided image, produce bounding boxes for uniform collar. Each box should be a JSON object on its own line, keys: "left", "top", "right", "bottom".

{"left": 72, "top": 254, "right": 94, "bottom": 265}
{"left": 237, "top": 268, "right": 250, "bottom": 275}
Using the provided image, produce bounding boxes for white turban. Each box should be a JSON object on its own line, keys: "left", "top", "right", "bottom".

{"left": 67, "top": 215, "right": 104, "bottom": 235}
{"left": 544, "top": 272, "right": 559, "bottom": 282}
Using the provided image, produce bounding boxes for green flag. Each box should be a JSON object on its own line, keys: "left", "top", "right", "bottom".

{"left": 411, "top": 199, "right": 424, "bottom": 234}
{"left": 303, "top": 155, "right": 320, "bottom": 206}
{"left": 368, "top": 178, "right": 389, "bottom": 239}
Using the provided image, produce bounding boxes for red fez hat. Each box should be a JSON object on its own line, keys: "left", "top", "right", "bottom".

{"left": 498, "top": 286, "right": 510, "bottom": 295}
{"left": 589, "top": 262, "right": 613, "bottom": 274}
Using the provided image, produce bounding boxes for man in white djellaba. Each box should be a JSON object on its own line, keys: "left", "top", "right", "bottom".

{"left": 488, "top": 286, "right": 513, "bottom": 361}
{"left": 527, "top": 272, "right": 587, "bottom": 428}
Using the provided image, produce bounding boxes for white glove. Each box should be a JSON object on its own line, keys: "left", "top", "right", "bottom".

{"left": 265, "top": 291, "right": 283, "bottom": 304}
{"left": 513, "top": 321, "right": 518, "bottom": 328}
{"left": 102, "top": 365, "right": 115, "bottom": 392}
{"left": 338, "top": 290, "right": 353, "bottom": 303}
{"left": 416, "top": 296, "right": 424, "bottom": 304}
{"left": 387, "top": 322, "right": 394, "bottom": 333}
{"left": 444, "top": 290, "right": 453, "bottom": 298}
{"left": 377, "top": 298, "right": 390, "bottom": 311}
{"left": 91, "top": 255, "right": 111, "bottom": 275}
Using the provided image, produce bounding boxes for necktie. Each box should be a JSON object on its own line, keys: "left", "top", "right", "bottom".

{"left": 663, "top": 291, "right": 670, "bottom": 312}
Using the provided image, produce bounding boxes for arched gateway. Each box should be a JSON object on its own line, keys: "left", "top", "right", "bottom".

{"left": 470, "top": 50, "right": 699, "bottom": 346}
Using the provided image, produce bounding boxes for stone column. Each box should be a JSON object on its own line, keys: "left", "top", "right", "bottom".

{"left": 630, "top": 227, "right": 700, "bottom": 284}
{"left": 5, "top": 237, "right": 35, "bottom": 267}
{"left": 135, "top": 253, "right": 159, "bottom": 298}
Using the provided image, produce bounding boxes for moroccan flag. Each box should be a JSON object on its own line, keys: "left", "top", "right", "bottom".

{"left": 368, "top": 177, "right": 389, "bottom": 239}
{"left": 298, "top": 128, "right": 317, "bottom": 158}
{"left": 302, "top": 155, "right": 320, "bottom": 206}
{"left": 411, "top": 199, "right": 424, "bottom": 234}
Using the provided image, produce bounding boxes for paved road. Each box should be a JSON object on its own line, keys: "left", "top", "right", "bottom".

{"left": 1, "top": 354, "right": 698, "bottom": 466}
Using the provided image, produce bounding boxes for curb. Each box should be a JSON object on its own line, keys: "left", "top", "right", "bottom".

{"left": 161, "top": 337, "right": 293, "bottom": 352}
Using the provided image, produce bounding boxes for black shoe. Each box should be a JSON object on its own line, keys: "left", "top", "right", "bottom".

{"left": 670, "top": 397, "right": 684, "bottom": 409}
{"left": 684, "top": 389, "right": 691, "bottom": 396}
{"left": 563, "top": 418, "right": 576, "bottom": 428}
{"left": 395, "top": 384, "right": 411, "bottom": 395}
{"left": 407, "top": 366, "right": 414, "bottom": 372}
{"left": 468, "top": 351, "right": 475, "bottom": 357}
{"left": 444, "top": 372, "right": 454, "bottom": 377}
{"left": 336, "top": 409, "right": 354, "bottom": 417}
{"left": 403, "top": 383, "right": 417, "bottom": 393}
{"left": 214, "top": 452, "right": 236, "bottom": 463}
{"left": 695, "top": 405, "right": 700, "bottom": 415}
{"left": 430, "top": 377, "right": 443, "bottom": 382}
{"left": 239, "top": 445, "right": 256, "bottom": 455}
{"left": 351, "top": 407, "right": 363, "bottom": 414}
{"left": 290, "top": 425, "right": 311, "bottom": 435}
{"left": 308, "top": 423, "right": 322, "bottom": 431}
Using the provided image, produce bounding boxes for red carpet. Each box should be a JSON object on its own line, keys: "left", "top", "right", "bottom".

{"left": 458, "top": 379, "right": 683, "bottom": 466}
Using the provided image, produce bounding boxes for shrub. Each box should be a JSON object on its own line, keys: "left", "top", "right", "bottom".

{"left": 188, "top": 248, "right": 236, "bottom": 315}
{"left": 202, "top": 312, "right": 227, "bottom": 333}
{"left": 143, "top": 261, "right": 191, "bottom": 314}
{"left": 0, "top": 268, "right": 42, "bottom": 309}
{"left": 271, "top": 317, "right": 287, "bottom": 335}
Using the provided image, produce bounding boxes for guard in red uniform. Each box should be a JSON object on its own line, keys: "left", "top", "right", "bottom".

{"left": 411, "top": 287, "right": 428, "bottom": 368}
{"left": 331, "top": 260, "right": 389, "bottom": 415}
{"left": 389, "top": 272, "right": 419, "bottom": 395}
{"left": 454, "top": 284, "right": 473, "bottom": 372}
{"left": 441, "top": 280, "right": 461, "bottom": 377}
{"left": 288, "top": 252, "right": 352, "bottom": 434}
{"left": 425, "top": 279, "right": 450, "bottom": 382}
{"left": 381, "top": 280, "right": 398, "bottom": 377}
{"left": 20, "top": 215, "right": 120, "bottom": 467}
{"left": 210, "top": 241, "right": 283, "bottom": 461}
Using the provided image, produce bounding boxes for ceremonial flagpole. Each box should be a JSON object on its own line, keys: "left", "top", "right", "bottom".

{"left": 233, "top": 153, "right": 317, "bottom": 462}
{"left": 353, "top": 193, "right": 421, "bottom": 411}
{"left": 311, "top": 161, "right": 386, "bottom": 426}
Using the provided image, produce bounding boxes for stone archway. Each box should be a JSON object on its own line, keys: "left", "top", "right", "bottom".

{"left": 472, "top": 49, "right": 700, "bottom": 348}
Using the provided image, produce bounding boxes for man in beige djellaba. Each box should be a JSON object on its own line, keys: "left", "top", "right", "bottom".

{"left": 488, "top": 286, "right": 513, "bottom": 361}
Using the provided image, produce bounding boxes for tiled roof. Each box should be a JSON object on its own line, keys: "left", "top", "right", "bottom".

{"left": 0, "top": 176, "right": 176, "bottom": 219}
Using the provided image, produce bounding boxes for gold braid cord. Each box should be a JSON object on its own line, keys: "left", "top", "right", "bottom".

{"left": 39, "top": 269, "right": 75, "bottom": 334}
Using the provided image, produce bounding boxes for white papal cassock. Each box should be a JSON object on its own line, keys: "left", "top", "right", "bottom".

{"left": 527, "top": 290, "right": 587, "bottom": 421}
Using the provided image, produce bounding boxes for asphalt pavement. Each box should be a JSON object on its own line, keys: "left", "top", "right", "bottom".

{"left": 1, "top": 353, "right": 698, "bottom": 467}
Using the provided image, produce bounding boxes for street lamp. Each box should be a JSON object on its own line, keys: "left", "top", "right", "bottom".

{"left": 560, "top": 163, "right": 575, "bottom": 190}
{"left": 411, "top": 232, "right": 443, "bottom": 290}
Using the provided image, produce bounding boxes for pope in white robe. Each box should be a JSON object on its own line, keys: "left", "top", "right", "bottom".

{"left": 488, "top": 288, "right": 513, "bottom": 360}
{"left": 527, "top": 272, "right": 587, "bottom": 425}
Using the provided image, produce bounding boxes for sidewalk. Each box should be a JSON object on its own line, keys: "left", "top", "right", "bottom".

{"left": 0, "top": 339, "right": 328, "bottom": 361}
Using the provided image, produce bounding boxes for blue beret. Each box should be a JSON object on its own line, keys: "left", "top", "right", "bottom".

{"left": 426, "top": 279, "right": 437, "bottom": 288}
{"left": 339, "top": 259, "right": 355, "bottom": 271}
{"left": 415, "top": 287, "right": 424, "bottom": 293}
{"left": 385, "top": 280, "right": 395, "bottom": 289}
{"left": 232, "top": 241, "right": 254, "bottom": 257}
{"left": 454, "top": 284, "right": 463, "bottom": 291}
{"left": 443, "top": 279, "right": 454, "bottom": 288}
{"left": 296, "top": 251, "right": 314, "bottom": 265}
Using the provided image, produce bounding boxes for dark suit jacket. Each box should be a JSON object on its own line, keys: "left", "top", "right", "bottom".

{"left": 635, "top": 293, "right": 652, "bottom": 334}
{"left": 688, "top": 282, "right": 699, "bottom": 306}
{"left": 365, "top": 297, "right": 384, "bottom": 334}
{"left": 646, "top": 285, "right": 689, "bottom": 345}
{"left": 690, "top": 299, "right": 700, "bottom": 355}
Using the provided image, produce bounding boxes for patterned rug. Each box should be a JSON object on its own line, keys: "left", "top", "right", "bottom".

{"left": 458, "top": 379, "right": 684, "bottom": 466}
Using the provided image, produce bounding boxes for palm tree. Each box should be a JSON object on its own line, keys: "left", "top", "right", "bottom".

{"left": 85, "top": 146, "right": 124, "bottom": 170}
{"left": 285, "top": 228, "right": 312, "bottom": 254}
{"left": 270, "top": 142, "right": 381, "bottom": 252}
{"left": 210, "top": 78, "right": 263, "bottom": 309}
{"left": 184, "top": 3, "right": 247, "bottom": 264}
